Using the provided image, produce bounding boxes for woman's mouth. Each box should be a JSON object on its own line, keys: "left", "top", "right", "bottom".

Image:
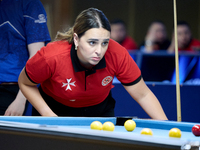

{"left": 92, "top": 57, "right": 101, "bottom": 61}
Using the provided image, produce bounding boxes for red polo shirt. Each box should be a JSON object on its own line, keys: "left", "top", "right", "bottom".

{"left": 121, "top": 36, "right": 138, "bottom": 50}
{"left": 179, "top": 39, "right": 200, "bottom": 51}
{"left": 25, "top": 39, "right": 141, "bottom": 108}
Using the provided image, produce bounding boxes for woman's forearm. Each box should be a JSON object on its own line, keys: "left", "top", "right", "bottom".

{"left": 18, "top": 68, "right": 57, "bottom": 116}
{"left": 20, "top": 84, "right": 57, "bottom": 116}
{"left": 137, "top": 90, "right": 168, "bottom": 120}
{"left": 124, "top": 79, "right": 168, "bottom": 120}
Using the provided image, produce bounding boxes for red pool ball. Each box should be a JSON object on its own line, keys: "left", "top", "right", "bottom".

{"left": 192, "top": 124, "right": 200, "bottom": 136}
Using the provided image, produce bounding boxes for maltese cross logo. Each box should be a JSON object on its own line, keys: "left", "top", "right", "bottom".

{"left": 62, "top": 78, "right": 76, "bottom": 91}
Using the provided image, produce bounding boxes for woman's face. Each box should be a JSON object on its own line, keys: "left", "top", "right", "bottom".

{"left": 74, "top": 28, "right": 110, "bottom": 69}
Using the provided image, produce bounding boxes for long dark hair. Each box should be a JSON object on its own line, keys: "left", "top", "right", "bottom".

{"left": 55, "top": 8, "right": 111, "bottom": 43}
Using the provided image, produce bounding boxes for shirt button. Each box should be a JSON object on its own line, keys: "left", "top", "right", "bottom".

{"left": 69, "top": 99, "right": 76, "bottom": 102}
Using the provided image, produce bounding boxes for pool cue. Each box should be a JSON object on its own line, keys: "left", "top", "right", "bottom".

{"left": 173, "top": 0, "right": 182, "bottom": 122}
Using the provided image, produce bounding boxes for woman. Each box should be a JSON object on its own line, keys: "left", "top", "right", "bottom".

{"left": 18, "top": 8, "right": 167, "bottom": 120}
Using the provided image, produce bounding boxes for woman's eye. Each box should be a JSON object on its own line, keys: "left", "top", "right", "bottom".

{"left": 102, "top": 42, "right": 108, "bottom": 46}
{"left": 89, "top": 41, "right": 95, "bottom": 45}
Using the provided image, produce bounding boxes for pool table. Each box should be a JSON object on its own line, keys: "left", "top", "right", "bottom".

{"left": 0, "top": 116, "right": 199, "bottom": 150}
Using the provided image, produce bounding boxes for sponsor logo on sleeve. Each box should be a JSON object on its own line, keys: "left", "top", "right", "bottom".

{"left": 35, "top": 14, "right": 47, "bottom": 23}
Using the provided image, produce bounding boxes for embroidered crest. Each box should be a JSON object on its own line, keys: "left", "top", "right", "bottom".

{"left": 62, "top": 78, "right": 76, "bottom": 91}
{"left": 102, "top": 76, "right": 113, "bottom": 86}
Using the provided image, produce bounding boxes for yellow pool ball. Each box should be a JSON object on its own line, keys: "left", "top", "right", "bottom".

{"left": 169, "top": 128, "right": 181, "bottom": 138}
{"left": 90, "top": 121, "right": 103, "bottom": 130}
{"left": 102, "top": 121, "right": 115, "bottom": 131}
{"left": 124, "top": 120, "right": 136, "bottom": 132}
{"left": 140, "top": 128, "right": 153, "bottom": 135}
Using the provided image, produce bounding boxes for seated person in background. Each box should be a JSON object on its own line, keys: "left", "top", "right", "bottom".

{"left": 140, "top": 20, "right": 170, "bottom": 52}
{"left": 168, "top": 21, "right": 200, "bottom": 52}
{"left": 110, "top": 19, "right": 138, "bottom": 50}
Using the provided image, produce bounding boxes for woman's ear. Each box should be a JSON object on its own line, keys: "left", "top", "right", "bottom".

{"left": 73, "top": 33, "right": 79, "bottom": 47}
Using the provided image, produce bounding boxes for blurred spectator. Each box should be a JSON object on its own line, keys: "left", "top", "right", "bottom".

{"left": 168, "top": 21, "right": 200, "bottom": 52}
{"left": 110, "top": 19, "right": 138, "bottom": 50}
{"left": 0, "top": 0, "right": 51, "bottom": 115}
{"left": 140, "top": 20, "right": 170, "bottom": 52}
